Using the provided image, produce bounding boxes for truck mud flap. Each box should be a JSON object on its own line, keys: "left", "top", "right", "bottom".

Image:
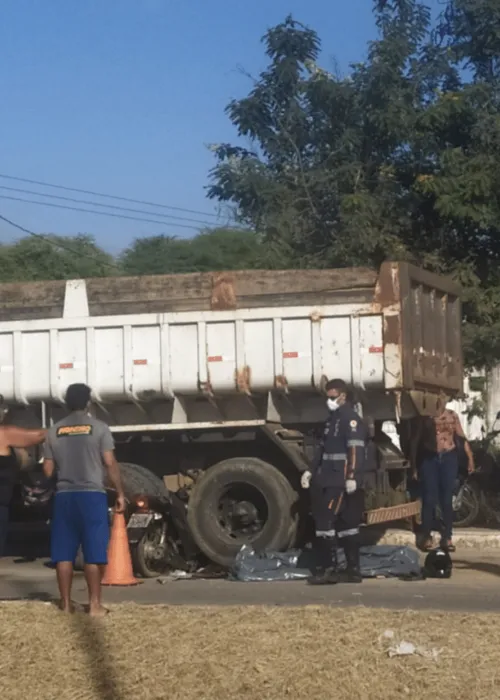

{"left": 364, "top": 500, "right": 421, "bottom": 526}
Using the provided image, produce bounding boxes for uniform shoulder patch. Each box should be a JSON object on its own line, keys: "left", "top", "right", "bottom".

{"left": 349, "top": 420, "right": 358, "bottom": 430}
{"left": 56, "top": 424, "right": 93, "bottom": 437}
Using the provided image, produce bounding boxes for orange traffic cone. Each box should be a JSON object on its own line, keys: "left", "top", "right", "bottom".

{"left": 102, "top": 512, "right": 140, "bottom": 586}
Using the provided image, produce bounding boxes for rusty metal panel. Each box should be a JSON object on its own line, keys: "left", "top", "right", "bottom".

{"left": 0, "top": 280, "right": 66, "bottom": 321}
{"left": 365, "top": 500, "right": 420, "bottom": 525}
{"left": 374, "top": 262, "right": 462, "bottom": 394}
{"left": 404, "top": 265, "right": 462, "bottom": 394}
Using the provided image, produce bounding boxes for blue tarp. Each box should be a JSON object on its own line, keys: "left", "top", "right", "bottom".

{"left": 231, "top": 543, "right": 421, "bottom": 582}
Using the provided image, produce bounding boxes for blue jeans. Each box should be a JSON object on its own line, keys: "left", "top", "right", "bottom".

{"left": 420, "top": 450, "right": 458, "bottom": 541}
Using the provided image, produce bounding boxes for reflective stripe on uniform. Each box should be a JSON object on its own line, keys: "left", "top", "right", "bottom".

{"left": 337, "top": 527, "right": 359, "bottom": 539}
{"left": 322, "top": 453, "right": 347, "bottom": 461}
{"left": 316, "top": 529, "right": 336, "bottom": 538}
{"left": 347, "top": 440, "right": 365, "bottom": 448}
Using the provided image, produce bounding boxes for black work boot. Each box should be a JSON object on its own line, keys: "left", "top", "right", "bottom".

{"left": 340, "top": 537, "right": 362, "bottom": 583}
{"left": 307, "top": 539, "right": 339, "bottom": 585}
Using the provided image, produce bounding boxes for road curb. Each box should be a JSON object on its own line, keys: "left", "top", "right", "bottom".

{"left": 375, "top": 528, "right": 500, "bottom": 549}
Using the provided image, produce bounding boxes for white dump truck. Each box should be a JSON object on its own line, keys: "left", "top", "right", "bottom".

{"left": 0, "top": 261, "right": 462, "bottom": 565}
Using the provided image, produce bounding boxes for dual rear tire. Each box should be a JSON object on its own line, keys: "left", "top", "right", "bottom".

{"left": 187, "top": 457, "right": 298, "bottom": 568}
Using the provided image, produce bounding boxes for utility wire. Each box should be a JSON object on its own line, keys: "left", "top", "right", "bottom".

{"left": 0, "top": 194, "right": 211, "bottom": 231}
{"left": 0, "top": 172, "right": 221, "bottom": 219}
{"left": 0, "top": 213, "right": 120, "bottom": 273}
{"left": 0, "top": 184, "right": 226, "bottom": 227}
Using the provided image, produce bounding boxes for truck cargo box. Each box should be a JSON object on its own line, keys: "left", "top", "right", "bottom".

{"left": 0, "top": 262, "right": 462, "bottom": 426}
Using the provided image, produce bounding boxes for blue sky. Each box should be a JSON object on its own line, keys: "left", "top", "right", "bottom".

{"left": 0, "top": 0, "right": 434, "bottom": 252}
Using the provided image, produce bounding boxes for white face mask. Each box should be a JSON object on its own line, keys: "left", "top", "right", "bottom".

{"left": 327, "top": 397, "right": 340, "bottom": 412}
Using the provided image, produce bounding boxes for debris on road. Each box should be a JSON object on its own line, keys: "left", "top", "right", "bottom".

{"left": 157, "top": 570, "right": 193, "bottom": 583}
{"left": 157, "top": 565, "right": 227, "bottom": 583}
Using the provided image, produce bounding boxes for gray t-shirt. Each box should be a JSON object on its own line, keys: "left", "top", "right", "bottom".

{"left": 44, "top": 412, "right": 114, "bottom": 493}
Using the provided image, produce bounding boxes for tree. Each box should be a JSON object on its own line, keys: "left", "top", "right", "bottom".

{"left": 207, "top": 4, "right": 500, "bottom": 368}
{"left": 0, "top": 234, "right": 116, "bottom": 282}
{"left": 207, "top": 7, "right": 429, "bottom": 268}
{"left": 121, "top": 228, "right": 263, "bottom": 275}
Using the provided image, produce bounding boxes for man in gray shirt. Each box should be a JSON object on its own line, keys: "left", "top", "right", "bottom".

{"left": 43, "top": 383, "right": 125, "bottom": 616}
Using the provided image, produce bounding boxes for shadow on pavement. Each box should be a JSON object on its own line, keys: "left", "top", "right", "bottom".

{"left": 1, "top": 529, "right": 123, "bottom": 700}
{"left": 453, "top": 559, "right": 500, "bottom": 578}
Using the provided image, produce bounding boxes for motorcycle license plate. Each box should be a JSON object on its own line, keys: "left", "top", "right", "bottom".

{"left": 127, "top": 513, "right": 153, "bottom": 529}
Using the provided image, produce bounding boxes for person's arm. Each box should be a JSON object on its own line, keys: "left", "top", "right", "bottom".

{"left": 43, "top": 458, "right": 55, "bottom": 479}
{"left": 344, "top": 414, "right": 366, "bottom": 483}
{"left": 42, "top": 432, "right": 55, "bottom": 479}
{"left": 4, "top": 426, "right": 46, "bottom": 449}
{"left": 102, "top": 451, "right": 125, "bottom": 512}
{"left": 310, "top": 425, "right": 326, "bottom": 476}
{"left": 302, "top": 423, "right": 328, "bottom": 489}
{"left": 100, "top": 426, "right": 125, "bottom": 512}
{"left": 453, "top": 411, "right": 475, "bottom": 472}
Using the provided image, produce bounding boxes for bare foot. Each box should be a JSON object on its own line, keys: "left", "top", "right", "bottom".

{"left": 89, "top": 605, "right": 109, "bottom": 618}
{"left": 58, "top": 600, "right": 75, "bottom": 614}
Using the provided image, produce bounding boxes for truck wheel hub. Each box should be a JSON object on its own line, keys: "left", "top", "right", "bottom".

{"left": 230, "top": 500, "right": 258, "bottom": 525}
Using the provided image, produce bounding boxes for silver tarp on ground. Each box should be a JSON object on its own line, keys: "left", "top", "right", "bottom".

{"left": 231, "top": 544, "right": 421, "bottom": 582}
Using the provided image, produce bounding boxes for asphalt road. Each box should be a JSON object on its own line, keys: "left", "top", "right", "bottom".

{"left": 2, "top": 548, "right": 500, "bottom": 612}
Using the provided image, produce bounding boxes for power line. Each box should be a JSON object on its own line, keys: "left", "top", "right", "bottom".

{"left": 0, "top": 184, "right": 224, "bottom": 227}
{"left": 0, "top": 213, "right": 119, "bottom": 273}
{"left": 0, "top": 194, "right": 210, "bottom": 231}
{"left": 0, "top": 172, "right": 221, "bottom": 219}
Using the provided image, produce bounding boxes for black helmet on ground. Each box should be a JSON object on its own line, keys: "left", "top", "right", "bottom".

{"left": 424, "top": 549, "right": 452, "bottom": 579}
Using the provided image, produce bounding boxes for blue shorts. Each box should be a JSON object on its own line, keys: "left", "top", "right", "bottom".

{"left": 51, "top": 491, "right": 109, "bottom": 565}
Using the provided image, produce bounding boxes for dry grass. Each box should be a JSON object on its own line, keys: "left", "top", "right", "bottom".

{"left": 0, "top": 603, "right": 500, "bottom": 700}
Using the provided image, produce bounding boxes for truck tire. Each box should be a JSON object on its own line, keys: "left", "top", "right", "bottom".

{"left": 187, "top": 457, "right": 298, "bottom": 567}
{"left": 118, "top": 462, "right": 169, "bottom": 501}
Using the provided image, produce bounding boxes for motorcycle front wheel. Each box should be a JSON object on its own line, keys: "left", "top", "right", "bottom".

{"left": 452, "top": 481, "right": 481, "bottom": 528}
{"left": 132, "top": 520, "right": 171, "bottom": 578}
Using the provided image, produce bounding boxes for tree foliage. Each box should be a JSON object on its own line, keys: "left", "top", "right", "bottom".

{"left": 120, "top": 228, "right": 262, "bottom": 275}
{"left": 0, "top": 228, "right": 262, "bottom": 281}
{"left": 207, "top": 2, "right": 500, "bottom": 368}
{"left": 0, "top": 235, "right": 116, "bottom": 281}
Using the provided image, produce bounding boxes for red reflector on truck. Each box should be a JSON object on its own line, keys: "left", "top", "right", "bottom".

{"left": 368, "top": 346, "right": 383, "bottom": 354}
{"left": 207, "top": 355, "right": 223, "bottom": 363}
{"left": 283, "top": 351, "right": 299, "bottom": 359}
{"left": 59, "top": 363, "right": 74, "bottom": 370}
{"left": 133, "top": 359, "right": 148, "bottom": 365}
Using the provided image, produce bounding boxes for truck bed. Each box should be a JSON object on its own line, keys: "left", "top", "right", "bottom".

{"left": 0, "top": 267, "right": 379, "bottom": 319}
{"left": 0, "top": 262, "right": 462, "bottom": 416}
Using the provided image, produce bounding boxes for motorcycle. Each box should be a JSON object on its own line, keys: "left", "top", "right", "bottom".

{"left": 126, "top": 491, "right": 199, "bottom": 578}
{"left": 453, "top": 412, "right": 500, "bottom": 528}
{"left": 19, "top": 469, "right": 199, "bottom": 578}
{"left": 452, "top": 476, "right": 481, "bottom": 528}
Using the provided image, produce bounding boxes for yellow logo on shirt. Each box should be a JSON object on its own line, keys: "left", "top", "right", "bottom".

{"left": 57, "top": 424, "right": 93, "bottom": 437}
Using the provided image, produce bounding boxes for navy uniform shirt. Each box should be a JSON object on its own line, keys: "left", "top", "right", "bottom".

{"left": 311, "top": 404, "right": 367, "bottom": 488}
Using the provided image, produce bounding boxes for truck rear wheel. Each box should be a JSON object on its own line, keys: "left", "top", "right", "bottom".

{"left": 187, "top": 457, "right": 298, "bottom": 567}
